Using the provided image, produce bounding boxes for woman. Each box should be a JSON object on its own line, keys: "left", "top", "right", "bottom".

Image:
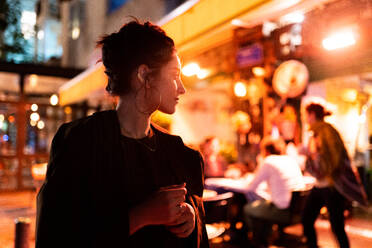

{"left": 302, "top": 103, "right": 367, "bottom": 248}
{"left": 36, "top": 20, "right": 209, "bottom": 248}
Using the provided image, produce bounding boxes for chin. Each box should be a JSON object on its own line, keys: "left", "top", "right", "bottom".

{"left": 158, "top": 106, "right": 176, "bottom": 114}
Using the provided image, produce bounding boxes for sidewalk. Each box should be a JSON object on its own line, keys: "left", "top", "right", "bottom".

{"left": 0, "top": 191, "right": 371, "bottom": 248}
{"left": 0, "top": 191, "right": 36, "bottom": 248}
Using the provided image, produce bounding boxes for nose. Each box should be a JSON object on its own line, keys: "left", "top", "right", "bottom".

{"left": 177, "top": 79, "right": 186, "bottom": 95}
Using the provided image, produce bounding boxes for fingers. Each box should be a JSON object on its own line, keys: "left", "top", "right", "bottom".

{"left": 166, "top": 203, "right": 195, "bottom": 235}
{"left": 158, "top": 183, "right": 187, "bottom": 206}
{"left": 167, "top": 220, "right": 195, "bottom": 238}
{"left": 159, "top": 184, "right": 187, "bottom": 197}
{"left": 168, "top": 204, "right": 188, "bottom": 226}
{"left": 159, "top": 183, "right": 186, "bottom": 191}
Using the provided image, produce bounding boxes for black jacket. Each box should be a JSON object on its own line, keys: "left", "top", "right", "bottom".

{"left": 36, "top": 110, "right": 209, "bottom": 248}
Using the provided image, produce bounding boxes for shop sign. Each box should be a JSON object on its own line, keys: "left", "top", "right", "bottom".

{"left": 236, "top": 43, "right": 263, "bottom": 68}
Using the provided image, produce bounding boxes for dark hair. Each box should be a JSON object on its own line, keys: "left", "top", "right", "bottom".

{"left": 96, "top": 20, "right": 175, "bottom": 95}
{"left": 305, "top": 103, "right": 331, "bottom": 120}
{"left": 260, "top": 136, "right": 285, "bottom": 155}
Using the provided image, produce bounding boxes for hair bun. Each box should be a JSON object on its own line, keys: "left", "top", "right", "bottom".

{"left": 324, "top": 111, "right": 332, "bottom": 116}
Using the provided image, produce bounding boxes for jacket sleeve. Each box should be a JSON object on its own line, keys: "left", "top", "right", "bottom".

{"left": 36, "top": 123, "right": 96, "bottom": 248}
{"left": 178, "top": 139, "right": 209, "bottom": 248}
{"left": 36, "top": 119, "right": 131, "bottom": 248}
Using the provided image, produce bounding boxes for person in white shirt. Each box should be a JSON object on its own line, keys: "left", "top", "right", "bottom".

{"left": 243, "top": 136, "right": 305, "bottom": 247}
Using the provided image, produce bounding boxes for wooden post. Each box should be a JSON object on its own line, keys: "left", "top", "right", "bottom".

{"left": 14, "top": 217, "right": 30, "bottom": 248}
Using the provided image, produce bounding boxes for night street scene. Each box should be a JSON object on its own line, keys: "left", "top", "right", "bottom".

{"left": 1, "top": 0, "right": 372, "bottom": 248}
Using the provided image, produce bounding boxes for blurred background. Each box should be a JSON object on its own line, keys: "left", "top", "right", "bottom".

{"left": 0, "top": 0, "right": 372, "bottom": 247}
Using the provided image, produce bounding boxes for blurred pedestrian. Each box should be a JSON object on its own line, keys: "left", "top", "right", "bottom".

{"left": 200, "top": 137, "right": 227, "bottom": 178}
{"left": 243, "top": 136, "right": 305, "bottom": 247}
{"left": 36, "top": 19, "right": 209, "bottom": 248}
{"left": 302, "top": 103, "right": 367, "bottom": 248}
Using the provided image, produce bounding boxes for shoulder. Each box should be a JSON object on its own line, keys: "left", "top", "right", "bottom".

{"left": 311, "top": 121, "right": 336, "bottom": 134}
{"left": 265, "top": 155, "right": 296, "bottom": 168}
{"left": 62, "top": 110, "right": 116, "bottom": 137}
{"left": 152, "top": 124, "right": 203, "bottom": 163}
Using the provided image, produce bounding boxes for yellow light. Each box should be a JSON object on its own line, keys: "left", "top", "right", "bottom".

{"left": 196, "top": 69, "right": 209, "bottom": 79}
{"left": 30, "top": 119, "right": 37, "bottom": 126}
{"left": 322, "top": 29, "right": 356, "bottom": 50}
{"left": 30, "top": 112, "right": 40, "bottom": 122}
{"left": 50, "top": 94, "right": 59, "bottom": 106}
{"left": 30, "top": 74, "right": 38, "bottom": 87}
{"left": 0, "top": 114, "right": 4, "bottom": 122}
{"left": 37, "top": 120, "right": 45, "bottom": 130}
{"left": 72, "top": 27, "right": 80, "bottom": 40}
{"left": 341, "top": 88, "right": 358, "bottom": 103}
{"left": 231, "top": 19, "right": 247, "bottom": 27}
{"left": 234, "top": 82, "right": 247, "bottom": 97}
{"left": 31, "top": 103, "right": 38, "bottom": 112}
{"left": 252, "top": 67, "right": 265, "bottom": 77}
{"left": 182, "top": 63, "right": 200, "bottom": 77}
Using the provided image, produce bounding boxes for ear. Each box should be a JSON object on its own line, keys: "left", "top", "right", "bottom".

{"left": 137, "top": 64, "right": 150, "bottom": 84}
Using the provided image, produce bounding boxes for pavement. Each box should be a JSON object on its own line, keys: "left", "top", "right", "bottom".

{"left": 0, "top": 191, "right": 371, "bottom": 248}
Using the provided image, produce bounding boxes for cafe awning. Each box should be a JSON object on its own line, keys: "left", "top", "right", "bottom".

{"left": 59, "top": 0, "right": 330, "bottom": 105}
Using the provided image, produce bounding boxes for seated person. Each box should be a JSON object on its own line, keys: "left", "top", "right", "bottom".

{"left": 200, "top": 137, "right": 227, "bottom": 178}
{"left": 243, "top": 136, "right": 305, "bottom": 247}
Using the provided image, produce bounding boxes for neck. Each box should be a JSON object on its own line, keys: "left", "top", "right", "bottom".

{"left": 116, "top": 96, "right": 152, "bottom": 139}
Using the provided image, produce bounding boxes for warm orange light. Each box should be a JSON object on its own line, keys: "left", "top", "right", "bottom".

{"left": 64, "top": 106, "right": 72, "bottom": 115}
{"left": 8, "top": 115, "right": 15, "bottom": 123}
{"left": 29, "top": 74, "right": 38, "bottom": 87}
{"left": 30, "top": 112, "right": 40, "bottom": 122}
{"left": 235, "top": 222, "right": 243, "bottom": 230}
{"left": 50, "top": 94, "right": 59, "bottom": 106}
{"left": 252, "top": 67, "right": 265, "bottom": 77}
{"left": 341, "top": 88, "right": 358, "bottom": 103}
{"left": 320, "top": 206, "right": 328, "bottom": 215}
{"left": 37, "top": 120, "right": 45, "bottom": 130}
{"left": 196, "top": 69, "right": 209, "bottom": 79}
{"left": 234, "top": 82, "right": 247, "bottom": 97}
{"left": 182, "top": 63, "right": 200, "bottom": 77}
{"left": 322, "top": 29, "right": 356, "bottom": 50}
{"left": 31, "top": 103, "right": 38, "bottom": 112}
{"left": 31, "top": 163, "right": 47, "bottom": 181}
{"left": 30, "top": 119, "right": 37, "bottom": 126}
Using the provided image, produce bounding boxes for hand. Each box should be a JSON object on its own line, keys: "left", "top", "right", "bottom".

{"left": 166, "top": 202, "right": 196, "bottom": 238}
{"left": 142, "top": 183, "right": 187, "bottom": 225}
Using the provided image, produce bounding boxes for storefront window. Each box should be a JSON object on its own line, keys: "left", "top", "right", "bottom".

{"left": 25, "top": 104, "right": 65, "bottom": 155}
{"left": 0, "top": 103, "right": 17, "bottom": 156}
{"left": 0, "top": 158, "right": 19, "bottom": 190}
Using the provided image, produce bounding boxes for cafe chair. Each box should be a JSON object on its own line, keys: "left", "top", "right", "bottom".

{"left": 269, "top": 189, "right": 311, "bottom": 245}
{"left": 203, "top": 191, "right": 234, "bottom": 224}
{"left": 203, "top": 192, "right": 234, "bottom": 241}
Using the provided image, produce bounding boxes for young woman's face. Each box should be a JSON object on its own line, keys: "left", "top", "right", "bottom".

{"left": 151, "top": 53, "right": 185, "bottom": 114}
